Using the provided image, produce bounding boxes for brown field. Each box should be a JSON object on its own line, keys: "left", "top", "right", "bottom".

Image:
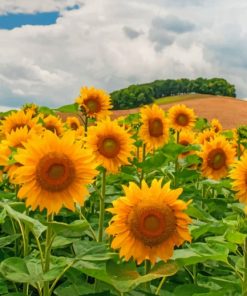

{"left": 112, "top": 96, "right": 247, "bottom": 129}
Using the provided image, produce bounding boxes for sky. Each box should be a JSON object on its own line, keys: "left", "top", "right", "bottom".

{"left": 0, "top": 0, "right": 247, "bottom": 110}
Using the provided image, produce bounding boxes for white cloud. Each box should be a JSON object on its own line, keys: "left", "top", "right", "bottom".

{"left": 0, "top": 0, "right": 247, "bottom": 109}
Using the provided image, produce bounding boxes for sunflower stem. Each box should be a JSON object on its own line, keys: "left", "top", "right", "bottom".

{"left": 140, "top": 144, "right": 146, "bottom": 185}
{"left": 145, "top": 260, "right": 151, "bottom": 291}
{"left": 43, "top": 214, "right": 54, "bottom": 296}
{"left": 174, "top": 131, "right": 180, "bottom": 187}
{"left": 98, "top": 169, "right": 106, "bottom": 242}
{"left": 155, "top": 276, "right": 166, "bottom": 295}
{"left": 243, "top": 236, "right": 247, "bottom": 296}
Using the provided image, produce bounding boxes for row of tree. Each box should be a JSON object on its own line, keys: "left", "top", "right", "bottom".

{"left": 110, "top": 78, "right": 236, "bottom": 110}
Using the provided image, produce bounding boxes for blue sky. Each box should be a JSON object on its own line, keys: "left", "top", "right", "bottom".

{"left": 0, "top": 0, "right": 247, "bottom": 110}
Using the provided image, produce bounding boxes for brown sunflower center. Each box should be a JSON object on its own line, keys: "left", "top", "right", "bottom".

{"left": 148, "top": 118, "right": 163, "bottom": 137}
{"left": 207, "top": 148, "right": 226, "bottom": 170}
{"left": 176, "top": 114, "right": 189, "bottom": 126}
{"left": 45, "top": 125, "right": 59, "bottom": 135}
{"left": 12, "top": 124, "right": 27, "bottom": 132}
{"left": 98, "top": 137, "right": 120, "bottom": 158}
{"left": 70, "top": 122, "right": 79, "bottom": 130}
{"left": 128, "top": 203, "right": 176, "bottom": 247}
{"left": 180, "top": 140, "right": 189, "bottom": 146}
{"left": 85, "top": 98, "right": 100, "bottom": 113}
{"left": 36, "top": 152, "right": 76, "bottom": 192}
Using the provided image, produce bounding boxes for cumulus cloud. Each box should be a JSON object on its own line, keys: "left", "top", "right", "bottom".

{"left": 0, "top": 0, "right": 246, "bottom": 109}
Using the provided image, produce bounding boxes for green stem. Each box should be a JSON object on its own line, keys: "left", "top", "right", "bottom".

{"left": 155, "top": 276, "right": 166, "bottom": 295}
{"left": 145, "top": 260, "right": 151, "bottom": 292}
{"left": 43, "top": 214, "right": 54, "bottom": 296}
{"left": 174, "top": 131, "right": 180, "bottom": 187}
{"left": 193, "top": 264, "right": 197, "bottom": 285}
{"left": 140, "top": 144, "right": 146, "bottom": 185}
{"left": 243, "top": 236, "right": 247, "bottom": 296}
{"left": 98, "top": 169, "right": 106, "bottom": 242}
{"left": 78, "top": 209, "right": 97, "bottom": 241}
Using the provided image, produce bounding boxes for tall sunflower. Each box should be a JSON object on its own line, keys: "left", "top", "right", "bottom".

{"left": 210, "top": 118, "right": 222, "bottom": 133}
{"left": 229, "top": 153, "right": 247, "bottom": 204}
{"left": 168, "top": 104, "right": 196, "bottom": 131}
{"left": 13, "top": 131, "right": 98, "bottom": 214}
{"left": 106, "top": 179, "right": 191, "bottom": 264}
{"left": 198, "top": 135, "right": 235, "bottom": 180}
{"left": 139, "top": 104, "right": 169, "bottom": 150}
{"left": 0, "top": 110, "right": 38, "bottom": 135}
{"left": 179, "top": 130, "right": 196, "bottom": 158}
{"left": 43, "top": 115, "right": 64, "bottom": 136}
{"left": 76, "top": 86, "right": 112, "bottom": 119}
{"left": 86, "top": 117, "right": 134, "bottom": 173}
{"left": 66, "top": 116, "right": 84, "bottom": 138}
{"left": 197, "top": 129, "right": 216, "bottom": 145}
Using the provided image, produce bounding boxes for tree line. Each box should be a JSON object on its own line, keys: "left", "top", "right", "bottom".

{"left": 110, "top": 78, "right": 236, "bottom": 110}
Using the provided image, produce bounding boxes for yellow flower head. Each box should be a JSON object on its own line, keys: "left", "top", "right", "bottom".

{"left": 13, "top": 131, "right": 98, "bottom": 214}
{"left": 198, "top": 135, "right": 235, "bottom": 180}
{"left": 168, "top": 104, "right": 196, "bottom": 131}
{"left": 179, "top": 130, "right": 196, "bottom": 158}
{"left": 106, "top": 179, "right": 191, "bottom": 264}
{"left": 197, "top": 129, "right": 216, "bottom": 145}
{"left": 229, "top": 152, "right": 247, "bottom": 204}
{"left": 139, "top": 104, "right": 169, "bottom": 150}
{"left": 210, "top": 118, "right": 222, "bottom": 133}
{"left": 66, "top": 116, "right": 84, "bottom": 138}
{"left": 43, "top": 115, "right": 64, "bottom": 136}
{"left": 86, "top": 117, "right": 135, "bottom": 173}
{"left": 0, "top": 110, "right": 38, "bottom": 135}
{"left": 76, "top": 86, "right": 112, "bottom": 119}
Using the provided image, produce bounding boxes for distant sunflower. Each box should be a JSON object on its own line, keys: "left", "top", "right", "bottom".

{"left": 198, "top": 135, "right": 235, "bottom": 180}
{"left": 76, "top": 86, "right": 112, "bottom": 119}
{"left": 168, "top": 104, "right": 196, "bottom": 131}
{"left": 13, "top": 131, "right": 98, "bottom": 214}
{"left": 139, "top": 104, "right": 169, "bottom": 150}
{"left": 86, "top": 117, "right": 134, "bottom": 173}
{"left": 0, "top": 110, "right": 38, "bottom": 135}
{"left": 179, "top": 130, "right": 196, "bottom": 158}
{"left": 43, "top": 115, "right": 64, "bottom": 136}
{"left": 197, "top": 129, "right": 216, "bottom": 145}
{"left": 66, "top": 116, "right": 81, "bottom": 130}
{"left": 211, "top": 118, "right": 222, "bottom": 133}
{"left": 106, "top": 179, "right": 191, "bottom": 264}
{"left": 229, "top": 153, "right": 247, "bottom": 204}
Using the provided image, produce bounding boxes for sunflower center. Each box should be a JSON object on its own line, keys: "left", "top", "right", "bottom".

{"left": 70, "top": 122, "right": 79, "bottom": 130}
{"left": 207, "top": 148, "right": 226, "bottom": 170}
{"left": 148, "top": 118, "right": 163, "bottom": 137}
{"left": 180, "top": 140, "right": 189, "bottom": 146}
{"left": 45, "top": 125, "right": 58, "bottom": 134}
{"left": 85, "top": 98, "right": 100, "bottom": 113}
{"left": 36, "top": 152, "right": 76, "bottom": 192}
{"left": 12, "top": 124, "right": 27, "bottom": 132}
{"left": 176, "top": 114, "right": 189, "bottom": 126}
{"left": 98, "top": 137, "right": 120, "bottom": 158}
{"left": 128, "top": 203, "right": 176, "bottom": 247}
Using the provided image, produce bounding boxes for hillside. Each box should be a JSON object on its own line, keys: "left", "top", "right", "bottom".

{"left": 112, "top": 94, "right": 247, "bottom": 129}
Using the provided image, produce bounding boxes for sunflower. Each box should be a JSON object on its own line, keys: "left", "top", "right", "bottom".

{"left": 13, "top": 131, "right": 98, "bottom": 214}
{"left": 229, "top": 153, "right": 247, "bottom": 204}
{"left": 76, "top": 86, "right": 112, "bottom": 119}
{"left": 178, "top": 130, "right": 196, "bottom": 158}
{"left": 168, "top": 104, "right": 196, "bottom": 131}
{"left": 0, "top": 110, "right": 38, "bottom": 135}
{"left": 43, "top": 115, "right": 64, "bottom": 136}
{"left": 86, "top": 117, "right": 134, "bottom": 173}
{"left": 66, "top": 116, "right": 84, "bottom": 138}
{"left": 139, "top": 104, "right": 169, "bottom": 150}
{"left": 197, "top": 129, "right": 216, "bottom": 145}
{"left": 106, "top": 179, "right": 191, "bottom": 264}
{"left": 198, "top": 135, "right": 235, "bottom": 180}
{"left": 211, "top": 118, "right": 222, "bottom": 133}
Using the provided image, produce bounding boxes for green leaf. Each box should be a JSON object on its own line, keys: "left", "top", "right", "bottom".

{"left": 48, "top": 220, "right": 89, "bottom": 237}
{"left": 172, "top": 242, "right": 229, "bottom": 266}
{"left": 0, "top": 234, "right": 21, "bottom": 248}
{"left": 0, "top": 257, "right": 41, "bottom": 284}
{"left": 186, "top": 204, "right": 216, "bottom": 222}
{"left": 0, "top": 202, "right": 46, "bottom": 238}
{"left": 52, "top": 236, "right": 79, "bottom": 249}
{"left": 224, "top": 229, "right": 247, "bottom": 244}
{"left": 173, "top": 284, "right": 209, "bottom": 296}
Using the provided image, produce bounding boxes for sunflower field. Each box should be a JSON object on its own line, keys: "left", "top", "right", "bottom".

{"left": 0, "top": 86, "right": 247, "bottom": 296}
